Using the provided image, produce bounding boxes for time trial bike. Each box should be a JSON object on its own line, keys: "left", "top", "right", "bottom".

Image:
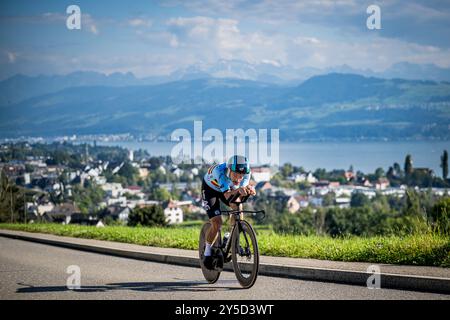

{"left": 198, "top": 194, "right": 264, "bottom": 289}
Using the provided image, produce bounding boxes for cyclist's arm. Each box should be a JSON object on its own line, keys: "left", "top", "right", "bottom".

{"left": 244, "top": 184, "right": 257, "bottom": 196}
{"left": 223, "top": 187, "right": 246, "bottom": 200}
{"left": 240, "top": 173, "right": 256, "bottom": 196}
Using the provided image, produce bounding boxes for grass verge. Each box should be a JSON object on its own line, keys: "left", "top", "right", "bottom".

{"left": 0, "top": 223, "right": 449, "bottom": 267}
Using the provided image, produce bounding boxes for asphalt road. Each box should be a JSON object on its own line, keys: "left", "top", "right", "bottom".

{"left": 1, "top": 237, "right": 449, "bottom": 300}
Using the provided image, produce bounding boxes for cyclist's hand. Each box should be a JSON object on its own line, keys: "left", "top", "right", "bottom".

{"left": 245, "top": 185, "right": 256, "bottom": 196}
{"left": 237, "top": 187, "right": 248, "bottom": 196}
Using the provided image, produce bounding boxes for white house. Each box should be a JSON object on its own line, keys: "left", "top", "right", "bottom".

{"left": 335, "top": 197, "right": 351, "bottom": 209}
{"left": 288, "top": 172, "right": 317, "bottom": 184}
{"left": 286, "top": 195, "right": 309, "bottom": 213}
{"left": 102, "top": 183, "right": 124, "bottom": 198}
{"left": 123, "top": 186, "right": 144, "bottom": 198}
{"left": 164, "top": 200, "right": 183, "bottom": 224}
{"left": 127, "top": 200, "right": 160, "bottom": 209}
{"left": 94, "top": 176, "right": 107, "bottom": 185}
{"left": 37, "top": 203, "right": 55, "bottom": 216}
{"left": 107, "top": 196, "right": 127, "bottom": 207}
{"left": 118, "top": 207, "right": 131, "bottom": 223}
{"left": 310, "top": 197, "right": 323, "bottom": 207}
{"left": 138, "top": 167, "right": 149, "bottom": 178}
{"left": 375, "top": 178, "right": 390, "bottom": 190}
{"left": 158, "top": 165, "right": 167, "bottom": 174}
{"left": 251, "top": 167, "right": 272, "bottom": 183}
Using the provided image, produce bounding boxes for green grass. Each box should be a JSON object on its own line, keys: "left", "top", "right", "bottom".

{"left": 1, "top": 223, "right": 449, "bottom": 267}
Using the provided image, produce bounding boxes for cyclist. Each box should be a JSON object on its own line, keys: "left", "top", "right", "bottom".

{"left": 201, "top": 155, "right": 256, "bottom": 270}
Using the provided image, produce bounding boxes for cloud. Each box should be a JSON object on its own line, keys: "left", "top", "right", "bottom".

{"left": 167, "top": 16, "right": 215, "bottom": 40}
{"left": 89, "top": 24, "right": 98, "bottom": 35}
{"left": 83, "top": 14, "right": 99, "bottom": 35}
{"left": 288, "top": 35, "right": 450, "bottom": 70}
{"left": 294, "top": 37, "right": 322, "bottom": 45}
{"left": 170, "top": 0, "right": 450, "bottom": 48}
{"left": 128, "top": 18, "right": 153, "bottom": 28}
{"left": 154, "top": 13, "right": 450, "bottom": 70}
{"left": 6, "top": 52, "right": 17, "bottom": 63}
{"left": 164, "top": 16, "right": 285, "bottom": 63}
{"left": 170, "top": 0, "right": 360, "bottom": 21}
{"left": 1, "top": 11, "right": 100, "bottom": 35}
{"left": 2, "top": 1, "right": 450, "bottom": 79}
{"left": 0, "top": 12, "right": 66, "bottom": 24}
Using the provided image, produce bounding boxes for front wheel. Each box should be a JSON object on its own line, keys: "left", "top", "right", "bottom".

{"left": 231, "top": 220, "right": 259, "bottom": 289}
{"left": 199, "top": 222, "right": 221, "bottom": 283}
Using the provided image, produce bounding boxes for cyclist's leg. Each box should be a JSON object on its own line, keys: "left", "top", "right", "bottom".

{"left": 206, "top": 215, "right": 222, "bottom": 244}
{"left": 201, "top": 180, "right": 223, "bottom": 259}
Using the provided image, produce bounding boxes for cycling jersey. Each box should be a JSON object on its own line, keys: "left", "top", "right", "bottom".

{"left": 203, "top": 162, "right": 251, "bottom": 192}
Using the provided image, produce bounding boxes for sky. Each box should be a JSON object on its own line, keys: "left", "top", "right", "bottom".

{"left": 1, "top": 0, "right": 450, "bottom": 79}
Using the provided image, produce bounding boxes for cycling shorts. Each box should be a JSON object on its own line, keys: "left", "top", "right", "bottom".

{"left": 201, "top": 178, "right": 231, "bottom": 219}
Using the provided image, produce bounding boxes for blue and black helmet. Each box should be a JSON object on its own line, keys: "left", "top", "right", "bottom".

{"left": 227, "top": 155, "right": 250, "bottom": 174}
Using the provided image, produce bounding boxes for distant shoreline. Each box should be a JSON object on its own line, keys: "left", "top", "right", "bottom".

{"left": 3, "top": 138, "right": 446, "bottom": 174}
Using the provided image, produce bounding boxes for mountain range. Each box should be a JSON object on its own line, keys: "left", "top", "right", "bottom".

{"left": 2, "top": 60, "right": 450, "bottom": 106}
{"left": 1, "top": 70, "right": 449, "bottom": 141}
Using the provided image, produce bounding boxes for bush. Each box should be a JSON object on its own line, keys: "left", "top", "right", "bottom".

{"left": 430, "top": 197, "right": 450, "bottom": 234}
{"left": 324, "top": 206, "right": 392, "bottom": 237}
{"left": 350, "top": 192, "right": 370, "bottom": 207}
{"left": 273, "top": 209, "right": 316, "bottom": 235}
{"left": 128, "top": 205, "right": 167, "bottom": 227}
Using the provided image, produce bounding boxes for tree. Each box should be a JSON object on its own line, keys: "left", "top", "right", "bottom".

{"left": 322, "top": 192, "right": 335, "bottom": 207}
{"left": 374, "top": 167, "right": 385, "bottom": 179}
{"left": 404, "top": 154, "right": 413, "bottom": 177}
{"left": 149, "top": 157, "right": 162, "bottom": 169}
{"left": 393, "top": 162, "right": 402, "bottom": 175}
{"left": 386, "top": 166, "right": 394, "bottom": 179}
{"left": 281, "top": 163, "right": 294, "bottom": 178}
{"left": 441, "top": 150, "right": 448, "bottom": 180}
{"left": 118, "top": 161, "right": 138, "bottom": 186}
{"left": 324, "top": 206, "right": 389, "bottom": 237}
{"left": 128, "top": 205, "right": 167, "bottom": 227}
{"left": 272, "top": 210, "right": 315, "bottom": 235}
{"left": 313, "top": 168, "right": 327, "bottom": 181}
{"left": 0, "top": 170, "right": 14, "bottom": 222}
{"left": 72, "top": 184, "right": 105, "bottom": 214}
{"left": 150, "top": 187, "right": 172, "bottom": 201}
{"left": 404, "top": 189, "right": 422, "bottom": 217}
{"left": 269, "top": 172, "right": 283, "bottom": 187}
{"left": 350, "top": 192, "right": 369, "bottom": 208}
{"left": 0, "top": 170, "right": 26, "bottom": 223}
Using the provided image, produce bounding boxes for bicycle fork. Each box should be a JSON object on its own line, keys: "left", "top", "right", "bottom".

{"left": 224, "top": 220, "right": 252, "bottom": 259}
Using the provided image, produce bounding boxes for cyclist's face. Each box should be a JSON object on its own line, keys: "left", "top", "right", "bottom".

{"left": 230, "top": 171, "right": 245, "bottom": 185}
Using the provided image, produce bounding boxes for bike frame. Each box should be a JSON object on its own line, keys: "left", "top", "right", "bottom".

{"left": 220, "top": 210, "right": 244, "bottom": 259}
{"left": 219, "top": 192, "right": 265, "bottom": 260}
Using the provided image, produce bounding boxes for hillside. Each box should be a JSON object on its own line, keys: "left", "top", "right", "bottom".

{"left": 1, "top": 73, "right": 449, "bottom": 141}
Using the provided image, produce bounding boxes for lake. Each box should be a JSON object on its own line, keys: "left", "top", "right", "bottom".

{"left": 88, "top": 140, "right": 449, "bottom": 174}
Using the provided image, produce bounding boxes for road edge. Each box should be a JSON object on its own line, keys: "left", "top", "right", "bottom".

{"left": 1, "top": 230, "right": 449, "bottom": 294}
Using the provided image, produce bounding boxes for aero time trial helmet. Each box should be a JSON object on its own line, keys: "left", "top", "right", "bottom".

{"left": 227, "top": 155, "right": 250, "bottom": 174}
